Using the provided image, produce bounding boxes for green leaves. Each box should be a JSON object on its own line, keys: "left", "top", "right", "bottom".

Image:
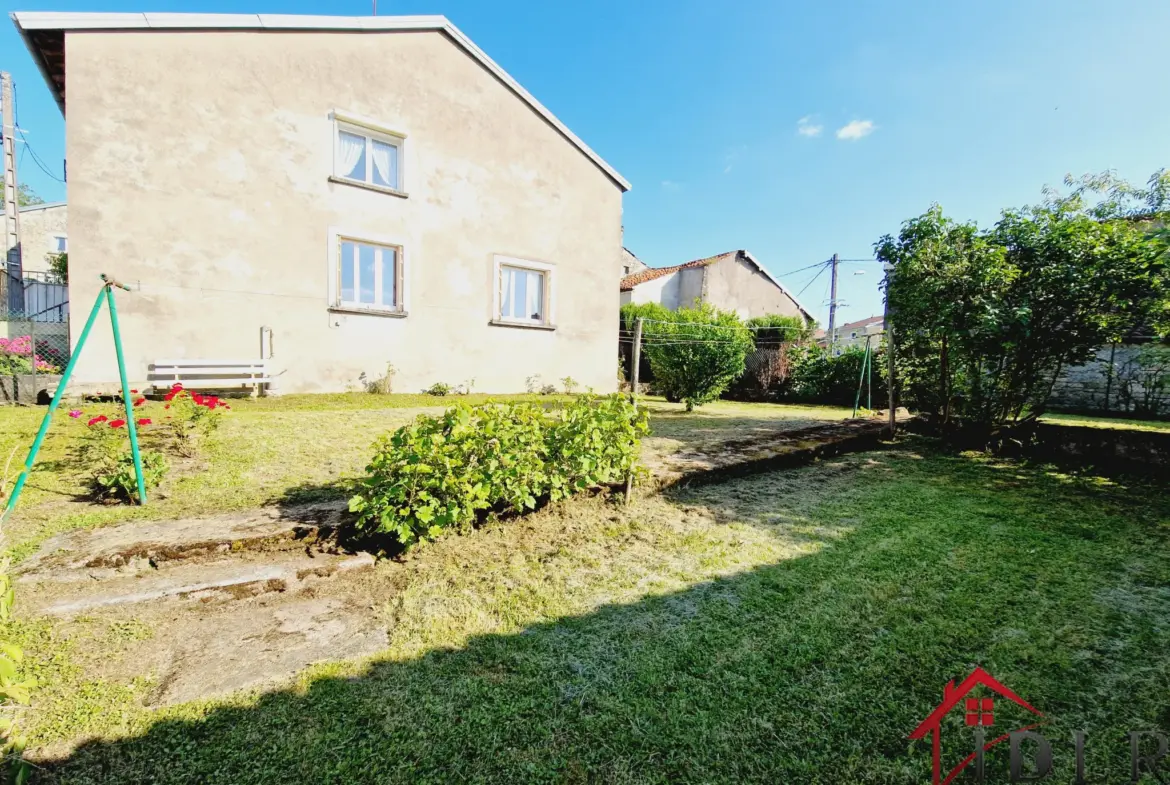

{"left": 640, "top": 303, "right": 755, "bottom": 411}
{"left": 349, "top": 396, "right": 648, "bottom": 548}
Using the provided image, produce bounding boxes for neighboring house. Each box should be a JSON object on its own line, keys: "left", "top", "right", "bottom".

{"left": 621, "top": 247, "right": 647, "bottom": 277}
{"left": 16, "top": 202, "right": 67, "bottom": 276}
{"left": 817, "top": 315, "right": 884, "bottom": 354}
{"left": 619, "top": 250, "right": 813, "bottom": 322}
{"left": 12, "top": 12, "right": 630, "bottom": 393}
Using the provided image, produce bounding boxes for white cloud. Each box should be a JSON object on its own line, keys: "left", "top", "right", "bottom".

{"left": 836, "top": 120, "right": 876, "bottom": 141}
{"left": 797, "top": 116, "right": 823, "bottom": 137}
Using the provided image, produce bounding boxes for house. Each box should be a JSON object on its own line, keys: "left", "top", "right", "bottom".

{"left": 817, "top": 315, "right": 884, "bottom": 354}
{"left": 16, "top": 201, "right": 67, "bottom": 276}
{"left": 11, "top": 12, "right": 630, "bottom": 393}
{"left": 621, "top": 247, "right": 647, "bottom": 277}
{"left": 619, "top": 250, "right": 813, "bottom": 322}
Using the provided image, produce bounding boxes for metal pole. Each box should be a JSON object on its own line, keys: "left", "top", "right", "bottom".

{"left": 883, "top": 263, "right": 896, "bottom": 437}
{"left": 852, "top": 335, "right": 870, "bottom": 418}
{"left": 3, "top": 283, "right": 107, "bottom": 518}
{"left": 827, "top": 253, "right": 839, "bottom": 351}
{"left": 866, "top": 337, "right": 873, "bottom": 412}
{"left": 625, "top": 317, "right": 643, "bottom": 503}
{"left": 2, "top": 72, "right": 23, "bottom": 278}
{"left": 28, "top": 282, "right": 36, "bottom": 403}
{"left": 105, "top": 281, "right": 147, "bottom": 504}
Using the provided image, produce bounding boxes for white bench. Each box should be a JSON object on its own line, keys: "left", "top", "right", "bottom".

{"left": 149, "top": 359, "right": 270, "bottom": 396}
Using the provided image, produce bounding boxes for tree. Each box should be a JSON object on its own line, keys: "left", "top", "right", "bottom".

{"left": 16, "top": 183, "right": 43, "bottom": 208}
{"left": 642, "top": 303, "right": 753, "bottom": 411}
{"left": 878, "top": 170, "right": 1170, "bottom": 428}
{"left": 48, "top": 252, "right": 67, "bottom": 284}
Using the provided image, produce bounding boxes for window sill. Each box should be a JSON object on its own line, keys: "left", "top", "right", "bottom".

{"left": 328, "top": 176, "right": 409, "bottom": 200}
{"left": 489, "top": 319, "right": 556, "bottom": 332}
{"left": 329, "top": 306, "right": 408, "bottom": 319}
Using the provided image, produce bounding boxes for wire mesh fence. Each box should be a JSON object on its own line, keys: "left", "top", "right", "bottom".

{"left": 2, "top": 269, "right": 70, "bottom": 404}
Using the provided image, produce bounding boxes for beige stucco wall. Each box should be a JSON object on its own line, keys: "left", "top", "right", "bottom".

{"left": 702, "top": 257, "right": 803, "bottom": 321}
{"left": 17, "top": 203, "right": 67, "bottom": 275}
{"left": 64, "top": 29, "right": 623, "bottom": 393}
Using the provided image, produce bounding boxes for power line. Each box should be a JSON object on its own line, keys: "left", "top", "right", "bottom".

{"left": 795, "top": 261, "right": 830, "bottom": 298}
{"left": 12, "top": 82, "right": 65, "bottom": 183}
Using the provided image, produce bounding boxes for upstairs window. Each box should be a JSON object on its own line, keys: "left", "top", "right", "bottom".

{"left": 333, "top": 113, "right": 405, "bottom": 193}
{"left": 51, "top": 234, "right": 67, "bottom": 253}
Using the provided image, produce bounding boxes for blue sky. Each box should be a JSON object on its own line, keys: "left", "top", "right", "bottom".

{"left": 4, "top": 0, "right": 1168, "bottom": 325}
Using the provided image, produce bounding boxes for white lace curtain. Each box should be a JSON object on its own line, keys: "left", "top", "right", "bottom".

{"left": 371, "top": 140, "right": 398, "bottom": 188}
{"left": 501, "top": 267, "right": 544, "bottom": 322}
{"left": 337, "top": 131, "right": 365, "bottom": 180}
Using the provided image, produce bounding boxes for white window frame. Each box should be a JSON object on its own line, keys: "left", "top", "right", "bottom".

{"left": 330, "top": 109, "right": 408, "bottom": 195}
{"left": 327, "top": 227, "right": 409, "bottom": 316}
{"left": 50, "top": 234, "right": 67, "bottom": 254}
{"left": 492, "top": 255, "right": 556, "bottom": 329}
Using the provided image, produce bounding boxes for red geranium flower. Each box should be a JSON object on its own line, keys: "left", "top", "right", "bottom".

{"left": 164, "top": 404, "right": 171, "bottom": 409}
{"left": 87, "top": 415, "right": 108, "bottom": 426}
{"left": 130, "top": 389, "right": 138, "bottom": 394}
{"left": 136, "top": 418, "right": 152, "bottom": 426}
{"left": 133, "top": 397, "right": 146, "bottom": 407}
{"left": 109, "top": 419, "right": 126, "bottom": 428}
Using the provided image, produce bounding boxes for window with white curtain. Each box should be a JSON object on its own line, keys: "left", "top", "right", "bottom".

{"left": 334, "top": 118, "right": 404, "bottom": 192}
{"left": 335, "top": 237, "right": 402, "bottom": 313}
{"left": 493, "top": 256, "right": 555, "bottom": 327}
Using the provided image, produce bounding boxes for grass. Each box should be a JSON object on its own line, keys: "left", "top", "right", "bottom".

{"left": 13, "top": 440, "right": 1170, "bottom": 783}
{"left": 1040, "top": 411, "right": 1170, "bottom": 432}
{"left": 0, "top": 394, "right": 850, "bottom": 562}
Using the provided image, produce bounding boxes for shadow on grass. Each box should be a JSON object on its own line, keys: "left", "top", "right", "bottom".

{"left": 35, "top": 444, "right": 1170, "bottom": 784}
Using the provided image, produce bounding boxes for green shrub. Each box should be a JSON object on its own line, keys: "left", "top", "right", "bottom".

{"left": 561, "top": 376, "right": 579, "bottom": 394}
{"left": 0, "top": 568, "right": 33, "bottom": 783}
{"left": 73, "top": 424, "right": 167, "bottom": 503}
{"left": 361, "top": 363, "right": 397, "bottom": 394}
{"left": 782, "top": 344, "right": 887, "bottom": 406}
{"left": 642, "top": 303, "right": 754, "bottom": 411}
{"left": 423, "top": 382, "right": 452, "bottom": 396}
{"left": 348, "top": 395, "right": 648, "bottom": 547}
{"left": 160, "top": 385, "right": 225, "bottom": 458}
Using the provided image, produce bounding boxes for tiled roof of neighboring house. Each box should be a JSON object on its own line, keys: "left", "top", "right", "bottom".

{"left": 9, "top": 12, "right": 630, "bottom": 192}
{"left": 838, "top": 315, "right": 885, "bottom": 332}
{"left": 619, "top": 251, "right": 735, "bottom": 291}
{"left": 619, "top": 249, "right": 814, "bottom": 322}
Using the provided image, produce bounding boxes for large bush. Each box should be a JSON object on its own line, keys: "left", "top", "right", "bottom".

{"left": 641, "top": 303, "right": 753, "bottom": 411}
{"left": 878, "top": 170, "right": 1170, "bottom": 427}
{"left": 348, "top": 395, "right": 648, "bottom": 547}
{"left": 782, "top": 344, "right": 887, "bottom": 407}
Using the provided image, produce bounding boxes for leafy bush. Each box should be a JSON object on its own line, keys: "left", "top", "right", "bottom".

{"left": 642, "top": 303, "right": 754, "bottom": 411}
{"left": 782, "top": 344, "right": 887, "bottom": 406}
{"left": 424, "top": 382, "right": 452, "bottom": 396}
{"left": 349, "top": 395, "right": 648, "bottom": 547}
{"left": 0, "top": 568, "right": 33, "bottom": 783}
{"left": 159, "top": 384, "right": 226, "bottom": 457}
{"left": 561, "top": 376, "right": 579, "bottom": 394}
{"left": 72, "top": 415, "right": 168, "bottom": 503}
{"left": 745, "top": 313, "right": 813, "bottom": 342}
{"left": 539, "top": 383, "right": 558, "bottom": 395}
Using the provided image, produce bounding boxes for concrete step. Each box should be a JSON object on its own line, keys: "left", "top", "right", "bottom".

{"left": 17, "top": 501, "right": 348, "bottom": 581}
{"left": 19, "top": 550, "right": 374, "bottom": 617}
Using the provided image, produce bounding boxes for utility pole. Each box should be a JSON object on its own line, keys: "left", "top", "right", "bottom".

{"left": 883, "top": 262, "right": 896, "bottom": 438}
{"left": 2, "top": 72, "right": 22, "bottom": 280}
{"left": 827, "top": 253, "right": 839, "bottom": 350}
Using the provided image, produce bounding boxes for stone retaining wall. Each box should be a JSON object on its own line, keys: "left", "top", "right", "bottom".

{"left": 1050, "top": 343, "right": 1170, "bottom": 417}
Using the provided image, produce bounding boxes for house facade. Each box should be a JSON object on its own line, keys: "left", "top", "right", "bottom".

{"left": 16, "top": 202, "right": 67, "bottom": 276}
{"left": 13, "top": 13, "right": 629, "bottom": 393}
{"left": 619, "top": 249, "right": 812, "bottom": 322}
{"left": 816, "top": 315, "right": 884, "bottom": 354}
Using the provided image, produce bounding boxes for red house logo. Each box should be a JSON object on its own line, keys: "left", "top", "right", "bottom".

{"left": 909, "top": 667, "right": 1044, "bottom": 784}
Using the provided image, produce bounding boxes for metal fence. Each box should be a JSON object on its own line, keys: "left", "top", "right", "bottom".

{"left": 2, "top": 268, "right": 70, "bottom": 403}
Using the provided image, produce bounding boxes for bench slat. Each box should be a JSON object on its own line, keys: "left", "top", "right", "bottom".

{"left": 153, "top": 359, "right": 269, "bottom": 367}
{"left": 151, "top": 378, "right": 272, "bottom": 389}
{"left": 149, "top": 367, "right": 269, "bottom": 377}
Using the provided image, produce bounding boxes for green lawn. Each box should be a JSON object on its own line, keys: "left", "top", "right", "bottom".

{"left": 16, "top": 440, "right": 1170, "bottom": 783}
{"left": 1040, "top": 411, "right": 1170, "bottom": 432}
{"left": 0, "top": 394, "right": 851, "bottom": 562}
